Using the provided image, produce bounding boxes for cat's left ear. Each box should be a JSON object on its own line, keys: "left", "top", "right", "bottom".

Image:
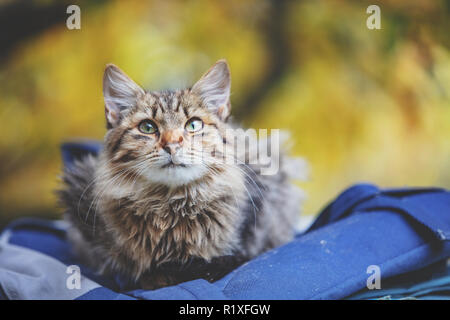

{"left": 191, "top": 59, "right": 231, "bottom": 121}
{"left": 103, "top": 64, "right": 145, "bottom": 128}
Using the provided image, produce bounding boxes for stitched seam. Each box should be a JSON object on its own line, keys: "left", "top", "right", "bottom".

{"left": 177, "top": 283, "right": 203, "bottom": 299}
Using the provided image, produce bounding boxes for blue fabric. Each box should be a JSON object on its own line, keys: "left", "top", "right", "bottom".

{"left": 61, "top": 141, "right": 103, "bottom": 170}
{"left": 0, "top": 141, "right": 449, "bottom": 299}
{"left": 349, "top": 261, "right": 450, "bottom": 300}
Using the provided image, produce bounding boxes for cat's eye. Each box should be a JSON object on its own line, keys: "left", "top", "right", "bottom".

{"left": 185, "top": 118, "right": 203, "bottom": 133}
{"left": 138, "top": 120, "right": 158, "bottom": 134}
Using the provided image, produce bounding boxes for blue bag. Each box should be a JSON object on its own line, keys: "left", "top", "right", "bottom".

{"left": 0, "top": 142, "right": 449, "bottom": 299}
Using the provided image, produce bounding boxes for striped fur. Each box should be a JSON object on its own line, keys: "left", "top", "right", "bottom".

{"left": 58, "top": 60, "right": 306, "bottom": 289}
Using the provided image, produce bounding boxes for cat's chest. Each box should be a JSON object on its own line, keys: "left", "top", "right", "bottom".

{"left": 101, "top": 191, "right": 243, "bottom": 266}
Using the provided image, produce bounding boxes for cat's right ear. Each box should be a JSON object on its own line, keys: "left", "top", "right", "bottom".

{"left": 103, "top": 64, "right": 145, "bottom": 128}
{"left": 191, "top": 59, "right": 231, "bottom": 121}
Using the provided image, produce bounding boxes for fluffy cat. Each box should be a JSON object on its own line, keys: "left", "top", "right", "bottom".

{"left": 59, "top": 59, "right": 306, "bottom": 289}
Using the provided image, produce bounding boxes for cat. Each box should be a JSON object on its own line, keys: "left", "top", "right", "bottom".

{"left": 58, "top": 59, "right": 306, "bottom": 289}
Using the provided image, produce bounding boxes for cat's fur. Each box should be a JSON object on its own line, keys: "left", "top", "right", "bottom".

{"left": 59, "top": 59, "right": 306, "bottom": 289}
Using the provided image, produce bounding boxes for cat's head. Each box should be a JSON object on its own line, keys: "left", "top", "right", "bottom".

{"left": 102, "top": 59, "right": 234, "bottom": 187}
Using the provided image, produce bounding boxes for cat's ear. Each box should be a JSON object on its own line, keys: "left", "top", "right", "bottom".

{"left": 191, "top": 59, "right": 231, "bottom": 121}
{"left": 103, "top": 64, "right": 145, "bottom": 128}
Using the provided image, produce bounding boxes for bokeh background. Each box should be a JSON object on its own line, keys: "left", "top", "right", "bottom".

{"left": 1, "top": 0, "right": 450, "bottom": 228}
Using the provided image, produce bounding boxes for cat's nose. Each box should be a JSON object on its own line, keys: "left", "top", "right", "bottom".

{"left": 163, "top": 144, "right": 180, "bottom": 155}
{"left": 161, "top": 130, "right": 183, "bottom": 155}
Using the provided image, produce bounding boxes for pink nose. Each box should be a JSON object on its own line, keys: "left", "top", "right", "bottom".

{"left": 160, "top": 130, "right": 183, "bottom": 154}
{"left": 163, "top": 144, "right": 180, "bottom": 155}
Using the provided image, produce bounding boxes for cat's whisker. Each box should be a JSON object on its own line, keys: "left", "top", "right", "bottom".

{"left": 86, "top": 157, "right": 150, "bottom": 228}
{"left": 75, "top": 160, "right": 132, "bottom": 228}
{"left": 76, "top": 157, "right": 127, "bottom": 224}
{"left": 87, "top": 168, "right": 133, "bottom": 230}
{"left": 59, "top": 59, "right": 304, "bottom": 289}
{"left": 213, "top": 151, "right": 267, "bottom": 202}
{"left": 206, "top": 160, "right": 260, "bottom": 233}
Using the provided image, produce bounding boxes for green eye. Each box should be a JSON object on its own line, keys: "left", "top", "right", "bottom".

{"left": 185, "top": 118, "right": 203, "bottom": 132}
{"left": 138, "top": 120, "right": 157, "bottom": 134}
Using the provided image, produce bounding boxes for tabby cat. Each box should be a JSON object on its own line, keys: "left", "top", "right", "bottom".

{"left": 59, "top": 59, "right": 306, "bottom": 289}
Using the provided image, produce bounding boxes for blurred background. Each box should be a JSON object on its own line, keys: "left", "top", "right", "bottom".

{"left": 1, "top": 0, "right": 450, "bottom": 229}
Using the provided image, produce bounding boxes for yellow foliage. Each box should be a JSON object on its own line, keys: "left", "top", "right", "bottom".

{"left": 0, "top": 0, "right": 449, "bottom": 223}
